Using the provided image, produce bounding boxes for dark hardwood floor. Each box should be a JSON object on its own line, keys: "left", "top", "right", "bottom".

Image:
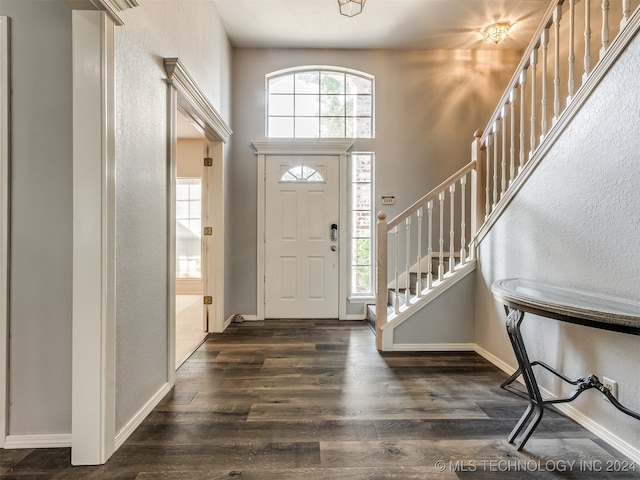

{"left": 2, "top": 320, "right": 638, "bottom": 479}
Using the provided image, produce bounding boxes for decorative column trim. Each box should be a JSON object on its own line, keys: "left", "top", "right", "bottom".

{"left": 71, "top": 10, "right": 116, "bottom": 465}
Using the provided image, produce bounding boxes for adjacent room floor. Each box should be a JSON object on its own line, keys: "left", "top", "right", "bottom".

{"left": 2, "top": 320, "right": 637, "bottom": 479}
{"left": 175, "top": 294, "right": 207, "bottom": 368}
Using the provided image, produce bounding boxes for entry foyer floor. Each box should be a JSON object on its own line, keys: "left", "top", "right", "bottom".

{"left": 1, "top": 320, "right": 637, "bottom": 479}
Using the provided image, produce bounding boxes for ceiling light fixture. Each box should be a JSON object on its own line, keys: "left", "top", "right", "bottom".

{"left": 338, "top": 0, "right": 366, "bottom": 17}
{"left": 483, "top": 22, "right": 511, "bottom": 44}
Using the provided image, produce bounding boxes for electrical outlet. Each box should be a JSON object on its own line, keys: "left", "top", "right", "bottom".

{"left": 602, "top": 376, "right": 618, "bottom": 401}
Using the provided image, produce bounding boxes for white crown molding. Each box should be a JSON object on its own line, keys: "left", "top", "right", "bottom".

{"left": 90, "top": 0, "right": 138, "bottom": 26}
{"left": 164, "top": 58, "right": 232, "bottom": 144}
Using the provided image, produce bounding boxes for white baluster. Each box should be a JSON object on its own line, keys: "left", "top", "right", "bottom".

{"left": 493, "top": 122, "right": 499, "bottom": 208}
{"left": 427, "top": 200, "right": 433, "bottom": 290}
{"left": 460, "top": 176, "right": 467, "bottom": 264}
{"left": 519, "top": 70, "right": 526, "bottom": 173}
{"left": 416, "top": 208, "right": 423, "bottom": 298}
{"left": 568, "top": 0, "right": 576, "bottom": 102}
{"left": 438, "top": 191, "right": 445, "bottom": 282}
{"left": 530, "top": 49, "right": 538, "bottom": 158}
{"left": 501, "top": 106, "right": 507, "bottom": 197}
{"left": 509, "top": 89, "right": 516, "bottom": 184}
{"left": 485, "top": 134, "right": 492, "bottom": 218}
{"left": 449, "top": 183, "right": 455, "bottom": 275}
{"left": 540, "top": 27, "right": 549, "bottom": 139}
{"left": 553, "top": 5, "right": 562, "bottom": 124}
{"left": 405, "top": 217, "right": 411, "bottom": 306}
{"left": 621, "top": 0, "right": 631, "bottom": 28}
{"left": 584, "top": 0, "right": 592, "bottom": 81}
{"left": 600, "top": 0, "right": 610, "bottom": 58}
{"left": 393, "top": 226, "right": 399, "bottom": 315}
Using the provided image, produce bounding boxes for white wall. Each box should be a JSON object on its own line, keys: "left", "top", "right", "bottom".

{"left": 0, "top": 0, "right": 231, "bottom": 438}
{"left": 1, "top": 0, "right": 73, "bottom": 435}
{"left": 114, "top": 0, "right": 231, "bottom": 432}
{"left": 229, "top": 48, "right": 521, "bottom": 317}
{"left": 475, "top": 32, "right": 640, "bottom": 453}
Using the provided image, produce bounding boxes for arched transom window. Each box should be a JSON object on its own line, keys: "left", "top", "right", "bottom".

{"left": 267, "top": 67, "right": 374, "bottom": 139}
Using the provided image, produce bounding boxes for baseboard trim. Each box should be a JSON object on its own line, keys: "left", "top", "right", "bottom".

{"left": 474, "top": 345, "right": 640, "bottom": 463}
{"left": 538, "top": 385, "right": 640, "bottom": 464}
{"left": 114, "top": 382, "right": 171, "bottom": 450}
{"left": 473, "top": 344, "right": 517, "bottom": 376}
{"left": 4, "top": 433, "right": 72, "bottom": 449}
{"left": 392, "top": 342, "right": 476, "bottom": 352}
{"left": 342, "top": 314, "right": 366, "bottom": 320}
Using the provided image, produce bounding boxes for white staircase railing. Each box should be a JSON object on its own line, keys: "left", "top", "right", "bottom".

{"left": 476, "top": 0, "right": 640, "bottom": 236}
{"left": 373, "top": 0, "right": 640, "bottom": 350}
{"left": 375, "top": 161, "right": 479, "bottom": 350}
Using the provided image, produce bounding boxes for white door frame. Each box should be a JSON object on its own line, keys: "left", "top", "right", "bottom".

{"left": 252, "top": 140, "right": 352, "bottom": 321}
{"left": 0, "top": 15, "right": 10, "bottom": 449}
{"left": 164, "top": 58, "right": 232, "bottom": 386}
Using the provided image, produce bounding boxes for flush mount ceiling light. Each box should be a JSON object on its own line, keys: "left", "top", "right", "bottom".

{"left": 483, "top": 22, "right": 511, "bottom": 44}
{"left": 338, "top": 0, "right": 366, "bottom": 17}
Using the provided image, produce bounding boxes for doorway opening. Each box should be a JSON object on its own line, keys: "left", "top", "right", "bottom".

{"left": 175, "top": 111, "right": 208, "bottom": 367}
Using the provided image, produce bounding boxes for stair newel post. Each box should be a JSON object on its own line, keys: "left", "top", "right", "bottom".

{"left": 553, "top": 4, "right": 562, "bottom": 124}
{"left": 584, "top": 0, "right": 592, "bottom": 81}
{"left": 519, "top": 71, "right": 527, "bottom": 174}
{"left": 375, "top": 211, "right": 388, "bottom": 350}
{"left": 438, "top": 191, "right": 445, "bottom": 282}
{"left": 568, "top": 0, "right": 576, "bottom": 102}
{"left": 405, "top": 217, "right": 412, "bottom": 306}
{"left": 470, "top": 129, "right": 484, "bottom": 254}
{"left": 460, "top": 175, "right": 467, "bottom": 264}
{"left": 393, "top": 226, "right": 400, "bottom": 315}
{"left": 416, "top": 207, "right": 423, "bottom": 298}
{"left": 426, "top": 200, "right": 434, "bottom": 289}
{"left": 449, "top": 183, "right": 456, "bottom": 275}
{"left": 600, "top": 0, "right": 610, "bottom": 58}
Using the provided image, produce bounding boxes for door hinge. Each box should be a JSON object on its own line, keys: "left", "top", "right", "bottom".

{"left": 203, "top": 226, "right": 213, "bottom": 236}
{"left": 204, "top": 157, "right": 213, "bottom": 167}
{"left": 203, "top": 296, "right": 213, "bottom": 305}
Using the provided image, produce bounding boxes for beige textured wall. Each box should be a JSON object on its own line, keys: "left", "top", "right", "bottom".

{"left": 475, "top": 33, "right": 640, "bottom": 453}
{"left": 228, "top": 48, "right": 522, "bottom": 317}
{"left": 114, "top": 1, "right": 231, "bottom": 431}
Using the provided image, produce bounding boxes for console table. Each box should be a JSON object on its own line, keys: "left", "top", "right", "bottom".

{"left": 491, "top": 278, "right": 640, "bottom": 451}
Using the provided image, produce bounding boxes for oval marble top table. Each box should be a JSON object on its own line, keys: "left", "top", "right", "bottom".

{"left": 491, "top": 278, "right": 640, "bottom": 335}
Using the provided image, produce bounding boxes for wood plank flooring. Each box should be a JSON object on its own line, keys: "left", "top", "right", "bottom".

{"left": 2, "top": 320, "right": 638, "bottom": 479}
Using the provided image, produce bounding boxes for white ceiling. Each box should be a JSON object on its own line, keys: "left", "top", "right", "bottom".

{"left": 211, "top": 0, "right": 551, "bottom": 51}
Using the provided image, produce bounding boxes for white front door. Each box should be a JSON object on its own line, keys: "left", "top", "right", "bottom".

{"left": 265, "top": 156, "right": 339, "bottom": 318}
